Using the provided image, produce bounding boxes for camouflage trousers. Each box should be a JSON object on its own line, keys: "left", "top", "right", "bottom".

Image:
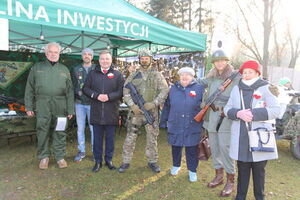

{"left": 122, "top": 110, "right": 159, "bottom": 164}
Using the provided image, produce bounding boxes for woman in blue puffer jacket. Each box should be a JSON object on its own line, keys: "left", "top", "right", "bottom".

{"left": 160, "top": 67, "right": 204, "bottom": 182}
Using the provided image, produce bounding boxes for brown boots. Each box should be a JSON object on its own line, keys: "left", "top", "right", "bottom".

{"left": 39, "top": 158, "right": 68, "bottom": 169}
{"left": 39, "top": 157, "right": 49, "bottom": 170}
{"left": 220, "top": 173, "right": 235, "bottom": 197}
{"left": 57, "top": 159, "right": 68, "bottom": 169}
{"left": 208, "top": 168, "right": 235, "bottom": 197}
{"left": 208, "top": 168, "right": 224, "bottom": 188}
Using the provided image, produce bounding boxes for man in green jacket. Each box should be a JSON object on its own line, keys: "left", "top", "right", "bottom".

{"left": 198, "top": 50, "right": 240, "bottom": 197}
{"left": 25, "top": 42, "right": 74, "bottom": 170}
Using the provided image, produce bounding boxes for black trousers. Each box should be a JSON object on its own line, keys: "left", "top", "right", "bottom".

{"left": 93, "top": 125, "right": 116, "bottom": 163}
{"left": 172, "top": 145, "right": 198, "bottom": 172}
{"left": 235, "top": 160, "right": 268, "bottom": 200}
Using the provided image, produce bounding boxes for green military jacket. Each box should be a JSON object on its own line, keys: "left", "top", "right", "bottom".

{"left": 24, "top": 60, "right": 74, "bottom": 115}
{"left": 123, "top": 67, "right": 169, "bottom": 108}
{"left": 198, "top": 65, "right": 240, "bottom": 133}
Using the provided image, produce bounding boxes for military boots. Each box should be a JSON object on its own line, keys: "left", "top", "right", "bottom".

{"left": 118, "top": 163, "right": 130, "bottom": 173}
{"left": 208, "top": 168, "right": 224, "bottom": 188}
{"left": 148, "top": 162, "right": 161, "bottom": 173}
{"left": 39, "top": 157, "right": 49, "bottom": 170}
{"left": 220, "top": 173, "right": 235, "bottom": 197}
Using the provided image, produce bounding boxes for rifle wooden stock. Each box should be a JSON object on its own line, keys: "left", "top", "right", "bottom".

{"left": 194, "top": 71, "right": 240, "bottom": 123}
{"left": 194, "top": 105, "right": 210, "bottom": 122}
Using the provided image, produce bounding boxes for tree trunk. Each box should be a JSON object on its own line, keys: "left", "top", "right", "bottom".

{"left": 288, "top": 57, "right": 297, "bottom": 68}
{"left": 262, "top": 0, "right": 272, "bottom": 79}
{"left": 188, "top": 0, "right": 192, "bottom": 30}
{"left": 199, "top": 0, "right": 202, "bottom": 32}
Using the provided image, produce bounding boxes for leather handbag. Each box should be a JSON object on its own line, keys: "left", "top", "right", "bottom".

{"left": 197, "top": 135, "right": 211, "bottom": 161}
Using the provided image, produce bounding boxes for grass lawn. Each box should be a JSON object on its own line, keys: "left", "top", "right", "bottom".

{"left": 0, "top": 128, "right": 299, "bottom": 200}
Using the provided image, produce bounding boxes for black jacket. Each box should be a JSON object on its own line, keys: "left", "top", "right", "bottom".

{"left": 71, "top": 64, "right": 96, "bottom": 105}
{"left": 83, "top": 65, "right": 124, "bottom": 125}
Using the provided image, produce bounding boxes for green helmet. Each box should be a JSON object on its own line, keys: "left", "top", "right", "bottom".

{"left": 211, "top": 50, "right": 229, "bottom": 63}
{"left": 138, "top": 49, "right": 152, "bottom": 57}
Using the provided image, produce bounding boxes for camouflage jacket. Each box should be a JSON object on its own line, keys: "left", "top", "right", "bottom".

{"left": 284, "top": 111, "right": 300, "bottom": 137}
{"left": 123, "top": 66, "right": 169, "bottom": 108}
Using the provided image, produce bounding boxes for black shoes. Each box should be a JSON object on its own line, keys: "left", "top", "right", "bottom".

{"left": 92, "top": 162, "right": 102, "bottom": 172}
{"left": 105, "top": 161, "right": 116, "bottom": 170}
{"left": 148, "top": 162, "right": 161, "bottom": 173}
{"left": 118, "top": 163, "right": 160, "bottom": 173}
{"left": 118, "top": 163, "right": 130, "bottom": 173}
{"left": 92, "top": 161, "right": 116, "bottom": 172}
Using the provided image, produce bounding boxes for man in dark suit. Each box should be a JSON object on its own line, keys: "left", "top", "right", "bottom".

{"left": 83, "top": 50, "right": 124, "bottom": 172}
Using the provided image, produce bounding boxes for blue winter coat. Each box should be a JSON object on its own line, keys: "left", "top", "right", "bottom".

{"left": 160, "top": 80, "right": 204, "bottom": 146}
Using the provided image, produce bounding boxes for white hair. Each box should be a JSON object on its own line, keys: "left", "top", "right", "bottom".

{"left": 178, "top": 67, "right": 195, "bottom": 77}
{"left": 45, "top": 42, "right": 62, "bottom": 52}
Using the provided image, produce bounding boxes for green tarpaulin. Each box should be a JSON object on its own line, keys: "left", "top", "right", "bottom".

{"left": 0, "top": 0, "right": 206, "bottom": 55}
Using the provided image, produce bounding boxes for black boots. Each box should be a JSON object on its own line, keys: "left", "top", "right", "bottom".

{"left": 118, "top": 163, "right": 161, "bottom": 173}
{"left": 92, "top": 162, "right": 102, "bottom": 172}
{"left": 118, "top": 163, "right": 130, "bottom": 173}
{"left": 148, "top": 162, "right": 161, "bottom": 173}
{"left": 105, "top": 161, "right": 116, "bottom": 170}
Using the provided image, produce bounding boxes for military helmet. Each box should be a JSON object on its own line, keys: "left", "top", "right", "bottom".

{"left": 211, "top": 50, "right": 229, "bottom": 63}
{"left": 138, "top": 49, "right": 153, "bottom": 57}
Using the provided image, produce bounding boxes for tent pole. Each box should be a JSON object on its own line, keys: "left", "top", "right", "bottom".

{"left": 81, "top": 31, "right": 84, "bottom": 49}
{"left": 113, "top": 48, "right": 118, "bottom": 57}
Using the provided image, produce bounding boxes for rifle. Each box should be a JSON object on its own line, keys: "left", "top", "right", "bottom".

{"left": 194, "top": 71, "right": 240, "bottom": 122}
{"left": 0, "top": 95, "right": 26, "bottom": 112}
{"left": 124, "top": 82, "right": 155, "bottom": 125}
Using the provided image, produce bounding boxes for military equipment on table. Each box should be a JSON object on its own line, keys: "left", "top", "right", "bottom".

{"left": 124, "top": 82, "right": 155, "bottom": 125}
{"left": 0, "top": 95, "right": 76, "bottom": 143}
{"left": 0, "top": 108, "right": 36, "bottom": 143}
{"left": 0, "top": 95, "right": 26, "bottom": 112}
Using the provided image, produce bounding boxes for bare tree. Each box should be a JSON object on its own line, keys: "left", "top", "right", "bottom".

{"left": 234, "top": 0, "right": 277, "bottom": 79}
{"left": 262, "top": 0, "right": 275, "bottom": 78}
{"left": 188, "top": 0, "right": 192, "bottom": 30}
{"left": 270, "top": 23, "right": 288, "bottom": 66}
{"left": 287, "top": 25, "right": 300, "bottom": 68}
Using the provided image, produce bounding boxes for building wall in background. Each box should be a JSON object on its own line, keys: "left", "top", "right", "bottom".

{"left": 268, "top": 66, "right": 300, "bottom": 91}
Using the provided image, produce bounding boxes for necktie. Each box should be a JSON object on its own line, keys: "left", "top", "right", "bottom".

{"left": 103, "top": 69, "right": 108, "bottom": 74}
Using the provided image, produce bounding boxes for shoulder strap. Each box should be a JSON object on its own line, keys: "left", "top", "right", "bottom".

{"left": 240, "top": 89, "right": 252, "bottom": 131}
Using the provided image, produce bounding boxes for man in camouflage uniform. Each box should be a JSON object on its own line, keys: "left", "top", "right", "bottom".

{"left": 118, "top": 49, "right": 169, "bottom": 173}
{"left": 25, "top": 42, "right": 74, "bottom": 170}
